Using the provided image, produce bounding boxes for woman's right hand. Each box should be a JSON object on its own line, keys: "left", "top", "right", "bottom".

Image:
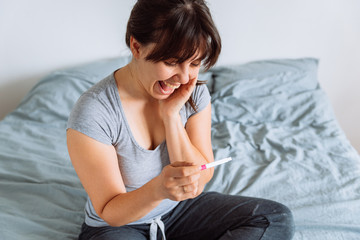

{"left": 155, "top": 161, "right": 201, "bottom": 201}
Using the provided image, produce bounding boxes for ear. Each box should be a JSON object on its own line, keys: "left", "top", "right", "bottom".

{"left": 130, "top": 36, "right": 142, "bottom": 59}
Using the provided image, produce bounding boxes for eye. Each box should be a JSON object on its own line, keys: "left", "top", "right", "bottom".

{"left": 164, "top": 60, "right": 178, "bottom": 67}
{"left": 191, "top": 61, "right": 201, "bottom": 67}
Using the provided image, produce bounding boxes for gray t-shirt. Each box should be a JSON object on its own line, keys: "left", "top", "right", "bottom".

{"left": 67, "top": 72, "right": 211, "bottom": 226}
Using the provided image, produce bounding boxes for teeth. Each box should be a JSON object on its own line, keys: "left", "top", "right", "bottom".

{"left": 163, "top": 81, "right": 180, "bottom": 89}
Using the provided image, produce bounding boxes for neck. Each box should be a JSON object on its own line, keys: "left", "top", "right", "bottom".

{"left": 115, "top": 60, "right": 156, "bottom": 103}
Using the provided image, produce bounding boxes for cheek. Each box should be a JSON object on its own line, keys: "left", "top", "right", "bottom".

{"left": 190, "top": 68, "right": 200, "bottom": 79}
{"left": 155, "top": 66, "right": 174, "bottom": 80}
{"left": 142, "top": 65, "right": 168, "bottom": 83}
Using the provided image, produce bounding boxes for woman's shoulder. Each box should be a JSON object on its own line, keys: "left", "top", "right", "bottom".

{"left": 67, "top": 73, "right": 122, "bottom": 145}
{"left": 82, "top": 74, "right": 117, "bottom": 99}
{"left": 191, "top": 83, "right": 210, "bottom": 100}
{"left": 182, "top": 84, "right": 211, "bottom": 122}
{"left": 190, "top": 83, "right": 211, "bottom": 110}
{"left": 72, "top": 73, "right": 121, "bottom": 117}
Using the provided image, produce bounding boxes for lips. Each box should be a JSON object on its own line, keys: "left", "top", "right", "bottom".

{"left": 158, "top": 80, "right": 180, "bottom": 95}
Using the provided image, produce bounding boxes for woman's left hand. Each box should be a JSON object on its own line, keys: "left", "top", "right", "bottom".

{"left": 159, "top": 77, "right": 197, "bottom": 119}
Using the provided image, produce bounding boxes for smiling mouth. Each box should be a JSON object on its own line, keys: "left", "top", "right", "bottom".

{"left": 162, "top": 81, "right": 180, "bottom": 89}
{"left": 158, "top": 80, "right": 180, "bottom": 95}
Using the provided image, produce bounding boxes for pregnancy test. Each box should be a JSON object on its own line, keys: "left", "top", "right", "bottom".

{"left": 200, "top": 157, "right": 232, "bottom": 170}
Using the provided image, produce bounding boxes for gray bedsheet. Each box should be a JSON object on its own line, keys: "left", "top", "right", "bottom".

{"left": 0, "top": 57, "right": 359, "bottom": 239}
{"left": 205, "top": 59, "right": 360, "bottom": 239}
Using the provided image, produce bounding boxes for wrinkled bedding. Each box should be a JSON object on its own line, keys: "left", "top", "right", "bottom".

{"left": 0, "top": 57, "right": 359, "bottom": 239}
{"left": 205, "top": 59, "right": 360, "bottom": 239}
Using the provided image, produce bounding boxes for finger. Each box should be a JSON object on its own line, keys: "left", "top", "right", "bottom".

{"left": 190, "top": 76, "right": 198, "bottom": 86}
{"left": 170, "top": 164, "right": 200, "bottom": 177}
{"left": 174, "top": 173, "right": 200, "bottom": 186}
{"left": 184, "top": 77, "right": 197, "bottom": 92}
{"left": 177, "top": 76, "right": 197, "bottom": 95}
{"left": 182, "top": 183, "right": 196, "bottom": 193}
{"left": 180, "top": 183, "right": 198, "bottom": 198}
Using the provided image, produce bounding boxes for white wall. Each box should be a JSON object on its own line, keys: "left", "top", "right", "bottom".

{"left": 1, "top": 0, "right": 359, "bottom": 153}
{"left": 207, "top": 0, "right": 360, "bottom": 153}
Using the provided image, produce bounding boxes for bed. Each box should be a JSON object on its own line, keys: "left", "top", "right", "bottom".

{"left": 0, "top": 56, "right": 359, "bottom": 240}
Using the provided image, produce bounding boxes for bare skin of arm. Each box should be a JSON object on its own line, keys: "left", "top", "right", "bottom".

{"left": 159, "top": 76, "right": 214, "bottom": 196}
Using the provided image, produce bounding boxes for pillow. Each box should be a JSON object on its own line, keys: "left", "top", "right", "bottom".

{"left": 6, "top": 56, "right": 132, "bottom": 128}
{"left": 211, "top": 58, "right": 319, "bottom": 96}
{"left": 209, "top": 58, "right": 325, "bottom": 128}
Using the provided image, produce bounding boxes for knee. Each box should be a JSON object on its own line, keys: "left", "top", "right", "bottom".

{"left": 267, "top": 201, "right": 295, "bottom": 239}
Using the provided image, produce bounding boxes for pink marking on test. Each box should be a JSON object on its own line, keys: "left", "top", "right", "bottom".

{"left": 200, "top": 165, "right": 207, "bottom": 171}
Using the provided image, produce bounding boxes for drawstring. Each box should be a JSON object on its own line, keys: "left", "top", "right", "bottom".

{"left": 149, "top": 216, "right": 166, "bottom": 240}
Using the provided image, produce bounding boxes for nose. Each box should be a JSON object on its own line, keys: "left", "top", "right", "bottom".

{"left": 176, "top": 64, "right": 190, "bottom": 84}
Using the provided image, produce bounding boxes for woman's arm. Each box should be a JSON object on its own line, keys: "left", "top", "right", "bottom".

{"left": 67, "top": 129, "right": 161, "bottom": 226}
{"left": 67, "top": 129, "right": 200, "bottom": 227}
{"left": 162, "top": 102, "right": 214, "bottom": 196}
{"left": 159, "top": 75, "right": 214, "bottom": 196}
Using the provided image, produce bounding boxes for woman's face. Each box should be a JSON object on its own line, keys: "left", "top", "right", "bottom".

{"left": 135, "top": 44, "right": 202, "bottom": 100}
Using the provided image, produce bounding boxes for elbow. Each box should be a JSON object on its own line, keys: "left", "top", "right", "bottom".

{"left": 96, "top": 197, "right": 128, "bottom": 227}
{"left": 209, "top": 167, "right": 214, "bottom": 178}
{"left": 97, "top": 200, "right": 138, "bottom": 227}
{"left": 99, "top": 210, "right": 128, "bottom": 227}
{"left": 207, "top": 167, "right": 214, "bottom": 182}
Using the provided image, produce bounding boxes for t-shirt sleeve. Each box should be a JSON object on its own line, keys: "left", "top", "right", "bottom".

{"left": 67, "top": 93, "right": 115, "bottom": 145}
{"left": 187, "top": 84, "right": 211, "bottom": 119}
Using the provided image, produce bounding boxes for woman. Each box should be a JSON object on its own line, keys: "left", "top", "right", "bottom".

{"left": 67, "top": 0, "right": 295, "bottom": 239}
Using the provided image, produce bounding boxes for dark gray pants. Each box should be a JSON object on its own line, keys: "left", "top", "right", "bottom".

{"left": 79, "top": 192, "right": 295, "bottom": 240}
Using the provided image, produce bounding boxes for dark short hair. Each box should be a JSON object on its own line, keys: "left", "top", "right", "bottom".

{"left": 126, "top": 0, "right": 221, "bottom": 71}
